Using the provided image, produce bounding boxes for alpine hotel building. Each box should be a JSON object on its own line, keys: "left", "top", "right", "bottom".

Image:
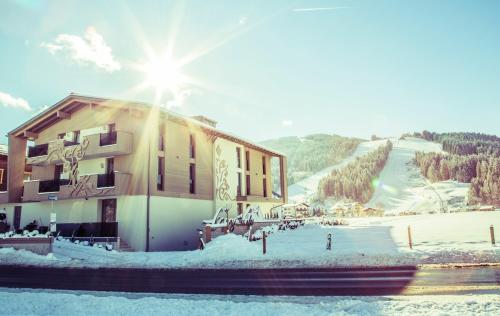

{"left": 0, "top": 94, "right": 288, "bottom": 251}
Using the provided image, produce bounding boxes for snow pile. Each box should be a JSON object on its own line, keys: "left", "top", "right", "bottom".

{"left": 0, "top": 230, "right": 52, "bottom": 239}
{"left": 0, "top": 211, "right": 498, "bottom": 269}
{"left": 366, "top": 137, "right": 469, "bottom": 214}
{"left": 288, "top": 139, "right": 388, "bottom": 203}
{"left": 0, "top": 289, "right": 498, "bottom": 316}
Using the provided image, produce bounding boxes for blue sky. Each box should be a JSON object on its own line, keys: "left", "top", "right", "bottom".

{"left": 1, "top": 0, "right": 499, "bottom": 143}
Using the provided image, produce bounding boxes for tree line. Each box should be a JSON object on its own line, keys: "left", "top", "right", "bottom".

{"left": 414, "top": 131, "right": 500, "bottom": 206}
{"left": 261, "top": 134, "right": 362, "bottom": 189}
{"left": 317, "top": 141, "right": 393, "bottom": 203}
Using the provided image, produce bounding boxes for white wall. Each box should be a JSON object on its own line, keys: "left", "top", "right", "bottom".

{"left": 80, "top": 126, "right": 107, "bottom": 138}
{"left": 10, "top": 199, "right": 100, "bottom": 228}
{"left": 149, "top": 196, "right": 213, "bottom": 251}
{"left": 116, "top": 195, "right": 147, "bottom": 251}
{"left": 78, "top": 158, "right": 106, "bottom": 176}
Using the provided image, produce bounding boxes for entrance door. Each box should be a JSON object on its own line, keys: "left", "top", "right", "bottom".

{"left": 13, "top": 206, "right": 21, "bottom": 230}
{"left": 100, "top": 199, "right": 117, "bottom": 237}
{"left": 101, "top": 199, "right": 116, "bottom": 222}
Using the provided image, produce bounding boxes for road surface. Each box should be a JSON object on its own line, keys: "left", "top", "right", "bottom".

{"left": 0, "top": 265, "right": 498, "bottom": 296}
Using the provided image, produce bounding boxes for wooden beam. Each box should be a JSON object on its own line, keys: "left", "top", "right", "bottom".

{"left": 56, "top": 110, "right": 71, "bottom": 119}
{"left": 23, "top": 131, "right": 38, "bottom": 139}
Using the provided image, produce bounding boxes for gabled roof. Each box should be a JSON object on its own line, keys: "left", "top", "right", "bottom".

{"left": 8, "top": 93, "right": 285, "bottom": 157}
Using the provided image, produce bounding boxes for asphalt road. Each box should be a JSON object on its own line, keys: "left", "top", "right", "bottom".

{"left": 0, "top": 265, "right": 498, "bottom": 296}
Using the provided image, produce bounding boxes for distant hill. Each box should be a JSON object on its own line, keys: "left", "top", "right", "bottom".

{"left": 260, "top": 134, "right": 363, "bottom": 189}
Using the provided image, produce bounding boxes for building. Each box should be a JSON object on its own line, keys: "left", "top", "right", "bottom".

{"left": 0, "top": 144, "right": 32, "bottom": 197}
{"left": 0, "top": 94, "right": 288, "bottom": 251}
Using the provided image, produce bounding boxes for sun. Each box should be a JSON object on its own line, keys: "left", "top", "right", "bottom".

{"left": 139, "top": 52, "right": 185, "bottom": 103}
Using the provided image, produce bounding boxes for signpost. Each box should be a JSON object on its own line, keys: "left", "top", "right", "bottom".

{"left": 48, "top": 195, "right": 58, "bottom": 234}
{"left": 50, "top": 213, "right": 57, "bottom": 233}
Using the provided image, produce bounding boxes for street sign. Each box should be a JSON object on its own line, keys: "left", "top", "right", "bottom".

{"left": 48, "top": 195, "right": 58, "bottom": 201}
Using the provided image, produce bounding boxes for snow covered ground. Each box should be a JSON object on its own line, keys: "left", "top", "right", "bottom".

{"left": 0, "top": 288, "right": 498, "bottom": 316}
{"left": 1, "top": 211, "right": 498, "bottom": 269}
{"left": 288, "top": 139, "right": 388, "bottom": 203}
{"left": 366, "top": 137, "right": 469, "bottom": 214}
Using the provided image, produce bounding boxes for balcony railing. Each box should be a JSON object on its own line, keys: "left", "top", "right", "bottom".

{"left": 23, "top": 172, "right": 130, "bottom": 202}
{"left": 38, "top": 179, "right": 70, "bottom": 193}
{"left": 27, "top": 143, "right": 49, "bottom": 158}
{"left": 63, "top": 140, "right": 79, "bottom": 147}
{"left": 27, "top": 131, "right": 133, "bottom": 166}
{"left": 99, "top": 131, "right": 117, "bottom": 146}
{"left": 97, "top": 173, "right": 115, "bottom": 188}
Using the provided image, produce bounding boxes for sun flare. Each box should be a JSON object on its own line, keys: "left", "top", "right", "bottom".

{"left": 139, "top": 52, "right": 185, "bottom": 103}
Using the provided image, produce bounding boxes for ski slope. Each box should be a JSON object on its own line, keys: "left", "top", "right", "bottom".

{"left": 288, "top": 139, "right": 388, "bottom": 203}
{"left": 366, "top": 137, "right": 469, "bottom": 214}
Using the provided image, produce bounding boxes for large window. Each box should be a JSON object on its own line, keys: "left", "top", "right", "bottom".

{"left": 245, "top": 151, "right": 250, "bottom": 171}
{"left": 236, "top": 148, "right": 241, "bottom": 168}
{"left": 157, "top": 157, "right": 164, "bottom": 191}
{"left": 246, "top": 174, "right": 251, "bottom": 195}
{"left": 158, "top": 123, "right": 165, "bottom": 151}
{"left": 189, "top": 134, "right": 196, "bottom": 159}
{"left": 189, "top": 163, "right": 196, "bottom": 194}
{"left": 262, "top": 156, "right": 266, "bottom": 175}
{"left": 237, "top": 172, "right": 242, "bottom": 196}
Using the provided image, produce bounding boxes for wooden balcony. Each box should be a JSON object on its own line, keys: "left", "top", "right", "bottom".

{"left": 22, "top": 172, "right": 131, "bottom": 202}
{"left": 27, "top": 131, "right": 133, "bottom": 166}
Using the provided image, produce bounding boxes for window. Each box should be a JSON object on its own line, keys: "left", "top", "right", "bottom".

{"left": 157, "top": 157, "right": 164, "bottom": 191}
{"left": 236, "top": 148, "right": 241, "bottom": 168}
{"left": 246, "top": 174, "right": 251, "bottom": 195}
{"left": 189, "top": 134, "right": 196, "bottom": 159}
{"left": 54, "top": 164, "right": 63, "bottom": 180}
{"left": 108, "top": 123, "right": 116, "bottom": 133}
{"left": 158, "top": 123, "right": 165, "bottom": 151}
{"left": 105, "top": 158, "right": 114, "bottom": 174}
{"left": 73, "top": 130, "right": 80, "bottom": 144}
{"left": 245, "top": 151, "right": 250, "bottom": 171}
{"left": 237, "top": 172, "right": 242, "bottom": 196}
{"left": 0, "top": 168, "right": 5, "bottom": 191}
{"left": 263, "top": 179, "right": 267, "bottom": 197}
{"left": 189, "top": 163, "right": 196, "bottom": 193}
{"left": 262, "top": 156, "right": 266, "bottom": 175}
{"left": 57, "top": 133, "right": 66, "bottom": 140}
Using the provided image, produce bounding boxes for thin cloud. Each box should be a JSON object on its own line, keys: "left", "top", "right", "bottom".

{"left": 282, "top": 120, "right": 293, "bottom": 127}
{"left": 239, "top": 16, "right": 248, "bottom": 25}
{"left": 293, "top": 7, "right": 351, "bottom": 12}
{"left": 41, "top": 27, "right": 121, "bottom": 72}
{"left": 0, "top": 91, "right": 31, "bottom": 111}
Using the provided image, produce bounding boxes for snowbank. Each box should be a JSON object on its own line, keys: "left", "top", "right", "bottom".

{"left": 366, "top": 137, "right": 469, "bottom": 214}
{"left": 0, "top": 288, "right": 498, "bottom": 316}
{"left": 0, "top": 212, "right": 498, "bottom": 269}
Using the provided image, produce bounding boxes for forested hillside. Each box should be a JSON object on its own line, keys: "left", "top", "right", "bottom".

{"left": 260, "top": 134, "right": 362, "bottom": 187}
{"left": 318, "top": 141, "right": 393, "bottom": 203}
{"left": 414, "top": 131, "right": 500, "bottom": 206}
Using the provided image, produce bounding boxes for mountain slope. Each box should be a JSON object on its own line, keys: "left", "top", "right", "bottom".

{"left": 366, "top": 137, "right": 469, "bottom": 214}
{"left": 288, "top": 139, "right": 388, "bottom": 203}
{"left": 260, "top": 134, "right": 362, "bottom": 188}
